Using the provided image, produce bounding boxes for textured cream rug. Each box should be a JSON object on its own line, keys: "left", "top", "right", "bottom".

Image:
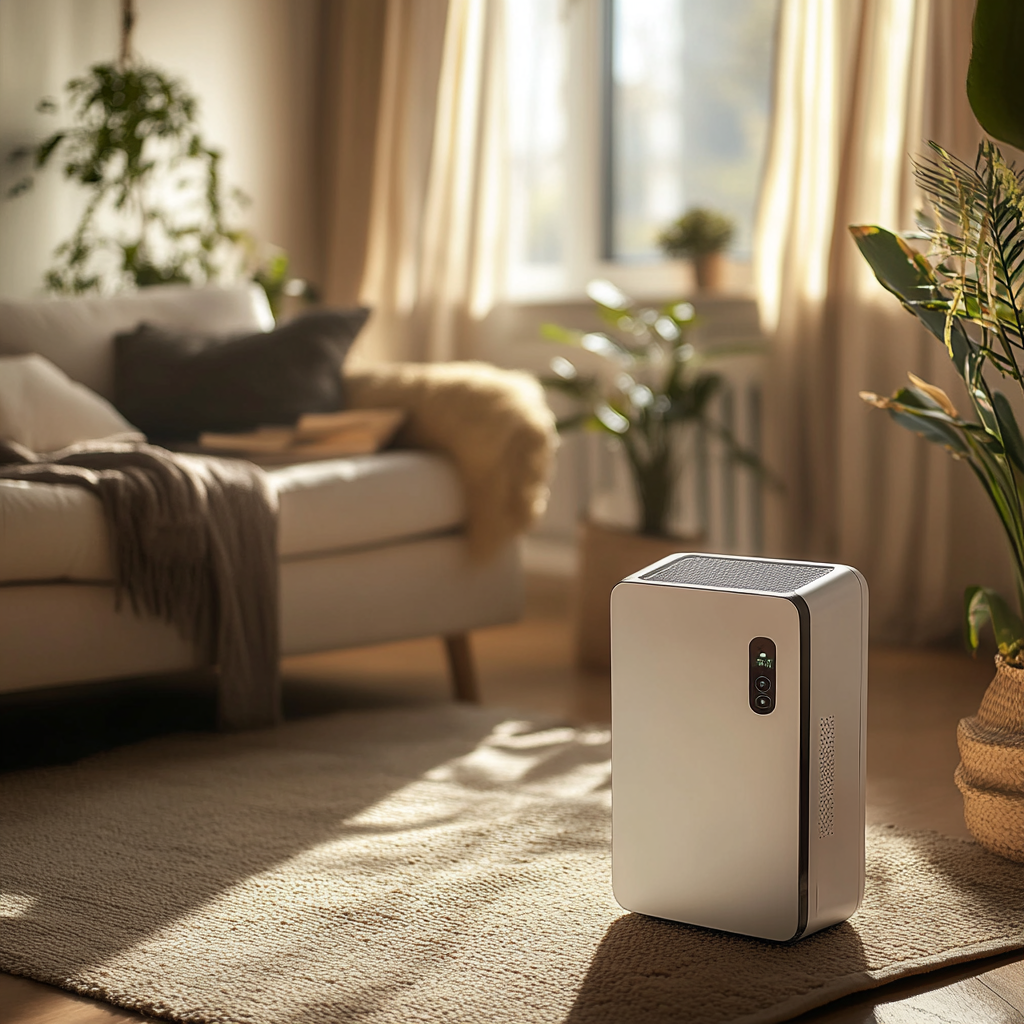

{"left": 1, "top": 705, "right": 1023, "bottom": 1024}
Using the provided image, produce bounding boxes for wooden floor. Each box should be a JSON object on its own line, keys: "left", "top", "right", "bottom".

{"left": 1, "top": 573, "right": 1022, "bottom": 1023}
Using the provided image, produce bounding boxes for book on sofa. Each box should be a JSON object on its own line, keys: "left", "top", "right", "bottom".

{"left": 195, "top": 408, "right": 406, "bottom": 464}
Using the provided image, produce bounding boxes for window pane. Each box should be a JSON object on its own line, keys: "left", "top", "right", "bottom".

{"left": 609, "top": 0, "right": 780, "bottom": 261}
{"left": 505, "top": 0, "right": 567, "bottom": 267}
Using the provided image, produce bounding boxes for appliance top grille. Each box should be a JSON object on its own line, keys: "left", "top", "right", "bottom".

{"left": 640, "top": 554, "right": 834, "bottom": 593}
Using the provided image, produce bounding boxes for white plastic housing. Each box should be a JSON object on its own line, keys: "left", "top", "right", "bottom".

{"left": 611, "top": 552, "right": 868, "bottom": 942}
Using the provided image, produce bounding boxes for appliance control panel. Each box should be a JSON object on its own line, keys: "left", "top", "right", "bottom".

{"left": 749, "top": 636, "right": 777, "bottom": 715}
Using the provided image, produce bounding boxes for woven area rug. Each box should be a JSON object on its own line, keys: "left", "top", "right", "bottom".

{"left": 1, "top": 705, "right": 1023, "bottom": 1024}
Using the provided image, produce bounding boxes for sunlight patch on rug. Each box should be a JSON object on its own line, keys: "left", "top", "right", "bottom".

{"left": 0, "top": 894, "right": 35, "bottom": 919}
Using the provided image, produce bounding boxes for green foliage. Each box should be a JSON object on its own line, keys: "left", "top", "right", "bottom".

{"left": 7, "top": 61, "right": 248, "bottom": 294}
{"left": 658, "top": 207, "right": 735, "bottom": 258}
{"left": 851, "top": 141, "right": 1024, "bottom": 663}
{"left": 967, "top": 0, "right": 1024, "bottom": 152}
{"left": 250, "top": 247, "right": 318, "bottom": 320}
{"left": 540, "top": 279, "right": 772, "bottom": 537}
{"left": 965, "top": 586, "right": 1024, "bottom": 662}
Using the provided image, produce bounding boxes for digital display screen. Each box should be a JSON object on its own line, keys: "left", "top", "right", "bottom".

{"left": 749, "top": 637, "right": 776, "bottom": 714}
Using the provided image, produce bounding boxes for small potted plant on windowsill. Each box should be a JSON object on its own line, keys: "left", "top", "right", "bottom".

{"left": 658, "top": 207, "right": 735, "bottom": 293}
{"left": 541, "top": 278, "right": 772, "bottom": 671}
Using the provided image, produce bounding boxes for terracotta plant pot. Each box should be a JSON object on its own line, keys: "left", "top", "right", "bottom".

{"left": 694, "top": 252, "right": 725, "bottom": 293}
{"left": 574, "top": 521, "right": 704, "bottom": 673}
{"left": 955, "top": 654, "right": 1024, "bottom": 862}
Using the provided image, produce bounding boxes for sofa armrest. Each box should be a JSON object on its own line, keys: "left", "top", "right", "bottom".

{"left": 345, "top": 362, "right": 556, "bottom": 558}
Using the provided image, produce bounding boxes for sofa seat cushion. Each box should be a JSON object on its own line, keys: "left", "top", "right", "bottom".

{"left": 0, "top": 450, "right": 465, "bottom": 583}
{"left": 271, "top": 450, "right": 464, "bottom": 559}
{"left": 0, "top": 479, "right": 111, "bottom": 582}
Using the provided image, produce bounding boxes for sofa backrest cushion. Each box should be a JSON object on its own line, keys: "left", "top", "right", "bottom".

{"left": 0, "top": 354, "right": 142, "bottom": 452}
{"left": 0, "top": 284, "right": 274, "bottom": 400}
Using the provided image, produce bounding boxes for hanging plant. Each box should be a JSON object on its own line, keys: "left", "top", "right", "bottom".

{"left": 6, "top": 1, "right": 248, "bottom": 294}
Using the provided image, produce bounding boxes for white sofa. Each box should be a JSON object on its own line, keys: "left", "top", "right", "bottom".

{"left": 0, "top": 284, "right": 523, "bottom": 700}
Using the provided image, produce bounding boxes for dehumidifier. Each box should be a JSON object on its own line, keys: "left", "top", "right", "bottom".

{"left": 611, "top": 552, "right": 868, "bottom": 942}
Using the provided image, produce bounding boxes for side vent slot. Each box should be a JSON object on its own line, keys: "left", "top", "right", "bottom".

{"left": 818, "top": 715, "right": 836, "bottom": 838}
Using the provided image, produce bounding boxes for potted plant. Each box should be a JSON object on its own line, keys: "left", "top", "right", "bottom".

{"left": 541, "top": 278, "right": 770, "bottom": 670}
{"left": 850, "top": 0, "right": 1024, "bottom": 861}
{"left": 658, "top": 207, "right": 735, "bottom": 293}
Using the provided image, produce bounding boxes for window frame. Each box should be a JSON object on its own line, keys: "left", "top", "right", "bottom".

{"left": 503, "top": 0, "right": 758, "bottom": 305}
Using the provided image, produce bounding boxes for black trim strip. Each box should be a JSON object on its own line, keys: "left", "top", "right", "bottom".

{"left": 786, "top": 592, "right": 811, "bottom": 941}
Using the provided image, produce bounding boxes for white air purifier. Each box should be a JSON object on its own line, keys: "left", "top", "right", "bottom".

{"left": 611, "top": 552, "right": 868, "bottom": 942}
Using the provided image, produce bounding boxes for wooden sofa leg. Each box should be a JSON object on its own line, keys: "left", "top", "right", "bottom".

{"left": 444, "top": 633, "right": 479, "bottom": 703}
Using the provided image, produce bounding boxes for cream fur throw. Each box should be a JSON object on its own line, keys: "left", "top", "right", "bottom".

{"left": 346, "top": 363, "right": 557, "bottom": 558}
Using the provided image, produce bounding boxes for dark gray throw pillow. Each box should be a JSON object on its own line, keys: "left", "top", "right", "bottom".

{"left": 113, "top": 308, "right": 370, "bottom": 441}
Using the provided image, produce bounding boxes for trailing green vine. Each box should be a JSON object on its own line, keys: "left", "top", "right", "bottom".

{"left": 7, "top": 60, "right": 249, "bottom": 294}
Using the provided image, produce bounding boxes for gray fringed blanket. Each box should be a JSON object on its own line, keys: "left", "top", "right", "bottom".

{"left": 0, "top": 439, "right": 279, "bottom": 730}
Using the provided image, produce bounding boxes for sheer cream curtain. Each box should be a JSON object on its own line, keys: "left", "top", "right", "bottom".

{"left": 755, "top": 0, "right": 1015, "bottom": 642}
{"left": 353, "top": 0, "right": 507, "bottom": 365}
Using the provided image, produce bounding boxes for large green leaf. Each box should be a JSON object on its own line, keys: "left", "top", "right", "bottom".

{"left": 964, "top": 584, "right": 1024, "bottom": 660}
{"left": 849, "top": 226, "right": 939, "bottom": 305}
{"left": 993, "top": 391, "right": 1024, "bottom": 471}
{"left": 967, "top": 0, "right": 1024, "bottom": 151}
{"left": 885, "top": 405, "right": 969, "bottom": 455}
{"left": 850, "top": 225, "right": 976, "bottom": 373}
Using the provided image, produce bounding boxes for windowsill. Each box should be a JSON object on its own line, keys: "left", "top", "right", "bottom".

{"left": 479, "top": 289, "right": 765, "bottom": 375}
{"left": 503, "top": 257, "right": 755, "bottom": 305}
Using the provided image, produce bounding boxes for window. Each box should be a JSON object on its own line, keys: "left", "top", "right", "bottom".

{"left": 505, "top": 0, "right": 568, "bottom": 268}
{"left": 504, "top": 0, "right": 780, "bottom": 299}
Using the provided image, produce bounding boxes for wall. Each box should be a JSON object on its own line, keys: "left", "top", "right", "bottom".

{"left": 0, "top": 0, "right": 319, "bottom": 298}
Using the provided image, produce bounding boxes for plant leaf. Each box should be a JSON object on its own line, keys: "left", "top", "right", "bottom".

{"left": 594, "top": 403, "right": 630, "bottom": 434}
{"left": 907, "top": 373, "right": 957, "bottom": 416}
{"left": 992, "top": 390, "right": 1024, "bottom": 471}
{"left": 849, "top": 225, "right": 942, "bottom": 308}
{"left": 967, "top": 0, "right": 1024, "bottom": 151}
{"left": 539, "top": 322, "right": 581, "bottom": 345}
{"left": 879, "top": 393, "right": 970, "bottom": 454}
{"left": 554, "top": 413, "right": 591, "bottom": 433}
{"left": 964, "top": 585, "right": 1024, "bottom": 659}
{"left": 850, "top": 225, "right": 976, "bottom": 370}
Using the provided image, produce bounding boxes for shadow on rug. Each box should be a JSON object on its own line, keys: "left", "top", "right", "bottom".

{"left": 0, "top": 704, "right": 1022, "bottom": 1024}
{"left": 569, "top": 826, "right": 1024, "bottom": 1023}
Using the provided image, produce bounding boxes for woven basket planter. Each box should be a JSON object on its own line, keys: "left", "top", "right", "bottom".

{"left": 955, "top": 655, "right": 1024, "bottom": 862}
